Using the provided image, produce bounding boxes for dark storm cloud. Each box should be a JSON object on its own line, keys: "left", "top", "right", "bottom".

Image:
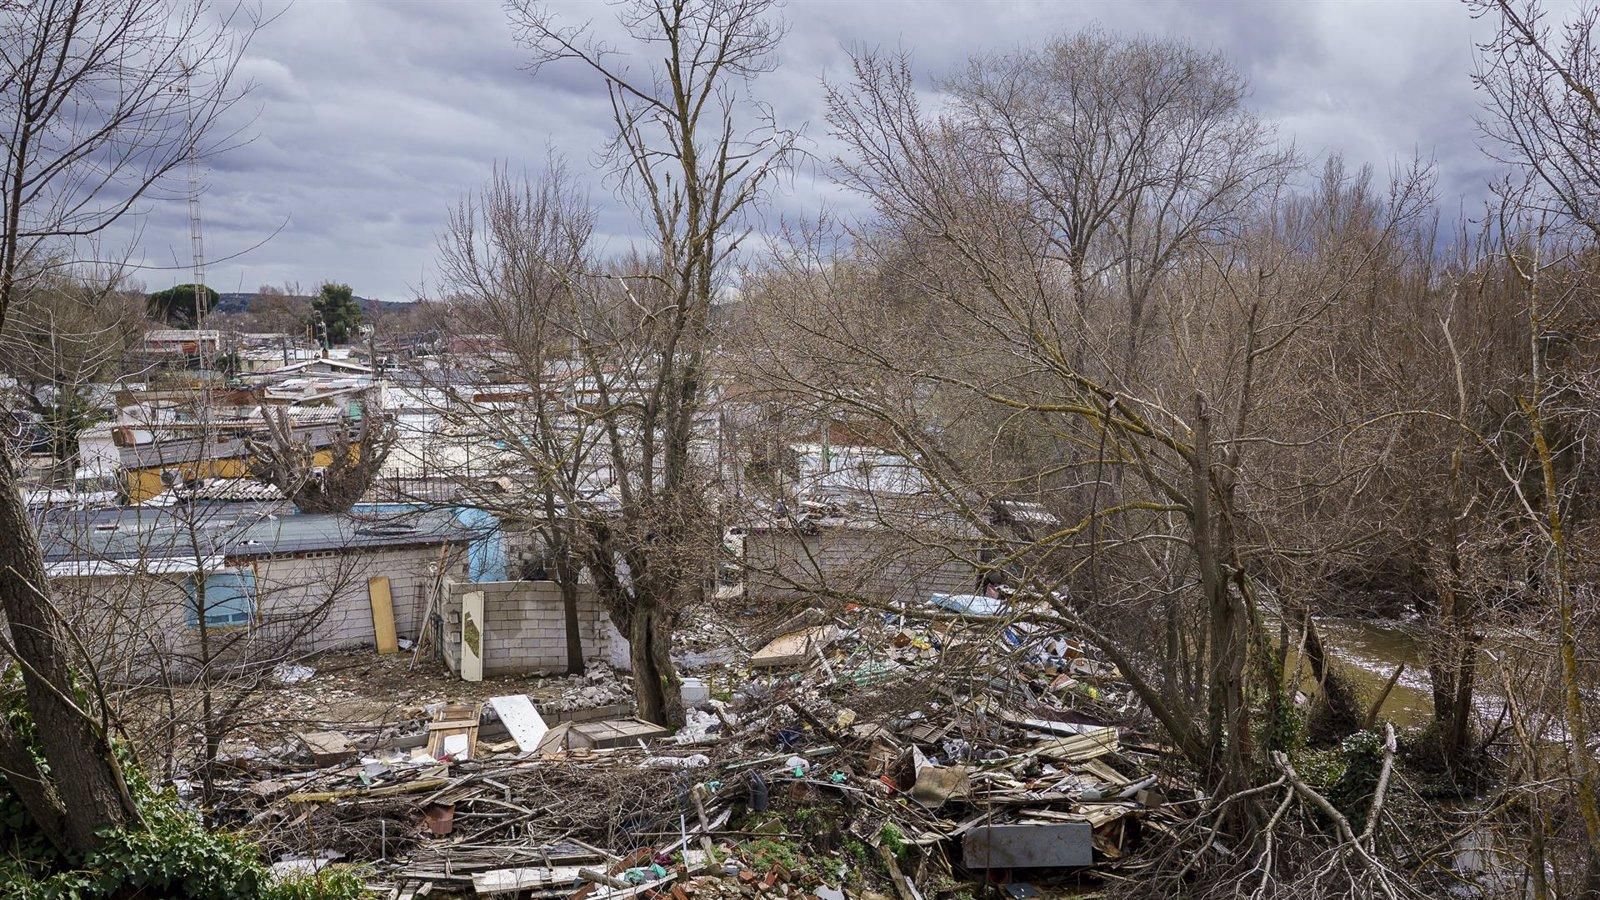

{"left": 126, "top": 0, "right": 1498, "bottom": 300}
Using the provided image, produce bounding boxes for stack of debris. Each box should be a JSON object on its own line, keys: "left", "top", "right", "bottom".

{"left": 223, "top": 598, "right": 1177, "bottom": 898}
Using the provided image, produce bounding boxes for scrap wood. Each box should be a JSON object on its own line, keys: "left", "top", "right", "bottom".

{"left": 579, "top": 869, "right": 630, "bottom": 889}
{"left": 426, "top": 702, "right": 483, "bottom": 760}
{"left": 721, "top": 745, "right": 838, "bottom": 772}
{"left": 1075, "top": 801, "right": 1139, "bottom": 827}
{"left": 1029, "top": 725, "right": 1119, "bottom": 762}
{"left": 472, "top": 866, "right": 585, "bottom": 894}
{"left": 1002, "top": 711, "right": 1108, "bottom": 738}
{"left": 749, "top": 625, "right": 839, "bottom": 668}
{"left": 1078, "top": 758, "right": 1133, "bottom": 787}
{"left": 534, "top": 719, "right": 669, "bottom": 752}
{"left": 753, "top": 608, "right": 826, "bottom": 647}
{"left": 394, "top": 881, "right": 431, "bottom": 900}
{"left": 657, "top": 805, "right": 731, "bottom": 856}
{"left": 287, "top": 777, "right": 450, "bottom": 803}
{"left": 785, "top": 699, "right": 847, "bottom": 745}
{"left": 411, "top": 541, "right": 452, "bottom": 670}
{"left": 876, "top": 842, "right": 921, "bottom": 900}
{"left": 689, "top": 786, "right": 720, "bottom": 867}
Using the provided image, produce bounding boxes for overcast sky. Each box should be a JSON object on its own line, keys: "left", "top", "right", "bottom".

{"left": 126, "top": 0, "right": 1502, "bottom": 300}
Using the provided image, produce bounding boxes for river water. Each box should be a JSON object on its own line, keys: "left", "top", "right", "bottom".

{"left": 1310, "top": 616, "right": 1440, "bottom": 727}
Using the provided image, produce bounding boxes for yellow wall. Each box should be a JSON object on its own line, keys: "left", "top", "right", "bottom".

{"left": 123, "top": 449, "right": 342, "bottom": 503}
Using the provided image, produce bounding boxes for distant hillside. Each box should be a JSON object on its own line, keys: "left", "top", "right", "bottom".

{"left": 213, "top": 292, "right": 417, "bottom": 316}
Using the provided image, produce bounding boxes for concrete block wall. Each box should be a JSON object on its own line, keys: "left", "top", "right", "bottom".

{"left": 745, "top": 526, "right": 980, "bottom": 606}
{"left": 440, "top": 579, "right": 624, "bottom": 676}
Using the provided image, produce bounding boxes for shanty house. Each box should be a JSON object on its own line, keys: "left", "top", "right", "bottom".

{"left": 36, "top": 502, "right": 473, "bottom": 680}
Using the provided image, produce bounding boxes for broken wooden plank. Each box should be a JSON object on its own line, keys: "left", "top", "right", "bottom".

{"left": 1030, "top": 726, "right": 1119, "bottom": 762}
{"left": 754, "top": 608, "right": 825, "bottom": 647}
{"left": 1003, "top": 712, "right": 1110, "bottom": 738}
{"left": 471, "top": 865, "right": 584, "bottom": 894}
{"left": 286, "top": 776, "right": 450, "bottom": 804}
{"left": 749, "top": 625, "right": 839, "bottom": 668}
{"left": 535, "top": 720, "right": 577, "bottom": 755}
{"left": 1078, "top": 757, "right": 1132, "bottom": 787}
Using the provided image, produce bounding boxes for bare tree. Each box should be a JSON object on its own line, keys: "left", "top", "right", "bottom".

{"left": 1475, "top": 3, "right": 1600, "bottom": 886}
{"left": 428, "top": 163, "right": 599, "bottom": 676}
{"left": 0, "top": 0, "right": 250, "bottom": 852}
{"left": 920, "top": 32, "right": 1292, "bottom": 379}
{"left": 1475, "top": 0, "right": 1600, "bottom": 239}
{"left": 249, "top": 283, "right": 311, "bottom": 337}
{"left": 246, "top": 398, "right": 397, "bottom": 514}
{"left": 0, "top": 264, "right": 144, "bottom": 478}
{"left": 493, "top": 0, "right": 795, "bottom": 725}
{"left": 737, "top": 37, "right": 1447, "bottom": 893}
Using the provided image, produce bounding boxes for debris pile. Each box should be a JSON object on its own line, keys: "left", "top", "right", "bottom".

{"left": 222, "top": 599, "right": 1179, "bottom": 898}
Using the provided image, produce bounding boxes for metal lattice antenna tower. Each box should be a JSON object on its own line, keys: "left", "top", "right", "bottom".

{"left": 182, "top": 59, "right": 207, "bottom": 332}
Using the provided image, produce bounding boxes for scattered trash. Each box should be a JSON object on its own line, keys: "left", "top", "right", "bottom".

{"left": 643, "top": 753, "right": 710, "bottom": 769}
{"left": 272, "top": 663, "right": 315, "bottom": 684}
{"left": 202, "top": 596, "right": 1165, "bottom": 898}
{"left": 674, "top": 708, "right": 721, "bottom": 744}
{"left": 680, "top": 676, "right": 710, "bottom": 706}
{"left": 929, "top": 591, "right": 1007, "bottom": 617}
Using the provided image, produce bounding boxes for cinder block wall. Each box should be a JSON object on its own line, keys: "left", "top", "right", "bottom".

{"left": 744, "top": 526, "right": 980, "bottom": 606}
{"left": 440, "top": 580, "right": 624, "bottom": 676}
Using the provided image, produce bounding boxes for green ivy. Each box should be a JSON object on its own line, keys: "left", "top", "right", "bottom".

{"left": 877, "top": 822, "right": 908, "bottom": 860}
{"left": 0, "top": 670, "right": 366, "bottom": 899}
{"left": 264, "top": 867, "right": 371, "bottom": 900}
{"left": 0, "top": 790, "right": 369, "bottom": 899}
{"left": 1327, "top": 729, "right": 1387, "bottom": 831}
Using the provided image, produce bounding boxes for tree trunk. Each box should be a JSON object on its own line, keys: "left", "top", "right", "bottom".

{"left": 628, "top": 600, "right": 682, "bottom": 728}
{"left": 1430, "top": 450, "right": 1479, "bottom": 767}
{"left": 0, "top": 716, "right": 67, "bottom": 853}
{"left": 1192, "top": 394, "right": 1255, "bottom": 833}
{"left": 0, "top": 450, "right": 134, "bottom": 851}
{"left": 556, "top": 552, "right": 586, "bottom": 676}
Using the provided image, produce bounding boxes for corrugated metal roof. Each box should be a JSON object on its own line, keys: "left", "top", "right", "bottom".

{"left": 35, "top": 502, "right": 472, "bottom": 566}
